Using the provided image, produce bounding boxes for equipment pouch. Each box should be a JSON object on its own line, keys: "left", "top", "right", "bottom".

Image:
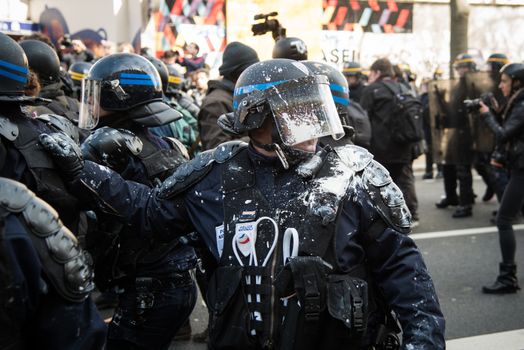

{"left": 327, "top": 274, "right": 368, "bottom": 338}
{"left": 207, "top": 266, "right": 256, "bottom": 350}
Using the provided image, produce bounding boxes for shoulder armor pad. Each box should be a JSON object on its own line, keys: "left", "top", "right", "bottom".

{"left": 37, "top": 114, "right": 80, "bottom": 144}
{"left": 334, "top": 144, "right": 373, "bottom": 172}
{"left": 0, "top": 178, "right": 33, "bottom": 212}
{"left": 0, "top": 115, "right": 19, "bottom": 141}
{"left": 0, "top": 177, "right": 94, "bottom": 302}
{"left": 163, "top": 136, "right": 190, "bottom": 160}
{"left": 360, "top": 160, "right": 411, "bottom": 234}
{"left": 158, "top": 141, "right": 248, "bottom": 199}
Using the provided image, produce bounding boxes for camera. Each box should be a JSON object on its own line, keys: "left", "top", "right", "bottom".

{"left": 251, "top": 12, "right": 286, "bottom": 41}
{"left": 59, "top": 34, "right": 73, "bottom": 49}
{"left": 463, "top": 92, "right": 494, "bottom": 113}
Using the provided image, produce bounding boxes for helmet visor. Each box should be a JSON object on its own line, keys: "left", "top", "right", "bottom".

{"left": 78, "top": 78, "right": 101, "bottom": 130}
{"left": 266, "top": 75, "right": 345, "bottom": 146}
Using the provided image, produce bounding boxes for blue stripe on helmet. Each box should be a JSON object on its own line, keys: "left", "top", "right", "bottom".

{"left": 119, "top": 79, "right": 157, "bottom": 86}
{"left": 0, "top": 59, "right": 28, "bottom": 74}
{"left": 0, "top": 68, "right": 28, "bottom": 83}
{"left": 330, "top": 83, "right": 349, "bottom": 93}
{"left": 333, "top": 95, "right": 350, "bottom": 106}
{"left": 120, "top": 73, "right": 154, "bottom": 80}
{"left": 234, "top": 80, "right": 286, "bottom": 96}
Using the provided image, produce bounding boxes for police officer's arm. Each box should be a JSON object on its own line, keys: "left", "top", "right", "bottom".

{"left": 480, "top": 101, "right": 524, "bottom": 143}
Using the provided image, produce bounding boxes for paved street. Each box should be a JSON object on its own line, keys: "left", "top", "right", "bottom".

{"left": 163, "top": 166, "right": 524, "bottom": 349}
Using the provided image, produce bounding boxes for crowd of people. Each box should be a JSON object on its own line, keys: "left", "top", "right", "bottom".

{"left": 0, "top": 25, "right": 522, "bottom": 350}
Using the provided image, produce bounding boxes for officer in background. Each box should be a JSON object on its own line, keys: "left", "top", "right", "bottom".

{"left": 77, "top": 53, "right": 197, "bottom": 350}
{"left": 272, "top": 36, "right": 308, "bottom": 61}
{"left": 0, "top": 33, "right": 84, "bottom": 239}
{"left": 0, "top": 177, "right": 106, "bottom": 349}
{"left": 145, "top": 56, "right": 201, "bottom": 156}
{"left": 67, "top": 61, "right": 93, "bottom": 101}
{"left": 435, "top": 53, "right": 476, "bottom": 218}
{"left": 19, "top": 40, "right": 80, "bottom": 123}
{"left": 301, "top": 60, "right": 371, "bottom": 149}
{"left": 342, "top": 61, "right": 366, "bottom": 103}
{"left": 40, "top": 58, "right": 445, "bottom": 349}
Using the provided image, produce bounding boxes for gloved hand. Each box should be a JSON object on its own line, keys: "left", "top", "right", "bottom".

{"left": 39, "top": 132, "right": 84, "bottom": 180}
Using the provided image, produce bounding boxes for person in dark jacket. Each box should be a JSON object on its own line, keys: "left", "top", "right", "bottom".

{"left": 0, "top": 178, "right": 106, "bottom": 350}
{"left": 198, "top": 42, "right": 259, "bottom": 150}
{"left": 360, "top": 58, "right": 420, "bottom": 226}
{"left": 479, "top": 62, "right": 524, "bottom": 294}
{"left": 342, "top": 61, "right": 366, "bottom": 103}
{"left": 39, "top": 59, "right": 445, "bottom": 349}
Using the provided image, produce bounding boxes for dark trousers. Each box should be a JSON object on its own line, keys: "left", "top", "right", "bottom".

{"left": 496, "top": 168, "right": 524, "bottom": 264}
{"left": 384, "top": 162, "right": 418, "bottom": 218}
{"left": 442, "top": 164, "right": 474, "bottom": 205}
{"left": 107, "top": 272, "right": 197, "bottom": 350}
{"left": 474, "top": 152, "right": 496, "bottom": 197}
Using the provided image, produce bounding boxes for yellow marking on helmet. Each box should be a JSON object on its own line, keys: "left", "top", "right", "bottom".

{"left": 169, "top": 75, "right": 182, "bottom": 84}
{"left": 454, "top": 58, "right": 475, "bottom": 65}
{"left": 343, "top": 67, "right": 362, "bottom": 73}
{"left": 69, "top": 72, "right": 86, "bottom": 81}
{"left": 488, "top": 57, "right": 509, "bottom": 64}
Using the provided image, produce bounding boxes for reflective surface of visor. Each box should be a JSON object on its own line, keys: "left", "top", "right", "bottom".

{"left": 78, "top": 79, "right": 101, "bottom": 130}
{"left": 266, "top": 75, "right": 345, "bottom": 146}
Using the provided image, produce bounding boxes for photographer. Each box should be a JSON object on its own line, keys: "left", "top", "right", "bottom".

{"left": 479, "top": 62, "right": 524, "bottom": 294}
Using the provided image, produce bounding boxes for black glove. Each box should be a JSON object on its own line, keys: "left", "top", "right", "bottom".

{"left": 39, "top": 132, "right": 84, "bottom": 180}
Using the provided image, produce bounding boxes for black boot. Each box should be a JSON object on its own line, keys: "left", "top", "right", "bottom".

{"left": 435, "top": 197, "right": 459, "bottom": 209}
{"left": 452, "top": 205, "right": 472, "bottom": 218}
{"left": 482, "top": 263, "right": 521, "bottom": 294}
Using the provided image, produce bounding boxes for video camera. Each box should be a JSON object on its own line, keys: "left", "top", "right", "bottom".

{"left": 251, "top": 12, "right": 286, "bottom": 41}
{"left": 463, "top": 92, "right": 494, "bottom": 113}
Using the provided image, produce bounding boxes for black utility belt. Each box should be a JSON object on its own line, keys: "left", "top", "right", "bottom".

{"left": 131, "top": 272, "right": 193, "bottom": 291}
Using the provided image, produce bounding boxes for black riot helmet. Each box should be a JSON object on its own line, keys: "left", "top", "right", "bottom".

{"left": 453, "top": 53, "right": 477, "bottom": 71}
{"left": 145, "top": 56, "right": 169, "bottom": 93}
{"left": 487, "top": 53, "right": 509, "bottom": 73}
{"left": 0, "top": 33, "right": 30, "bottom": 97}
{"left": 166, "top": 64, "right": 184, "bottom": 94}
{"left": 500, "top": 63, "right": 524, "bottom": 91}
{"left": 78, "top": 53, "right": 178, "bottom": 130}
{"left": 301, "top": 60, "right": 350, "bottom": 126}
{"left": 342, "top": 61, "right": 362, "bottom": 77}
{"left": 19, "top": 39, "right": 61, "bottom": 85}
{"left": 68, "top": 61, "right": 93, "bottom": 87}
{"left": 272, "top": 37, "right": 308, "bottom": 61}
{"left": 219, "top": 59, "right": 344, "bottom": 168}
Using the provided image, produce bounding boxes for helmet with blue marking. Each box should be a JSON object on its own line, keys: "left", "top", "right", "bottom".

{"left": 0, "top": 33, "right": 30, "bottom": 96}
{"left": 229, "top": 59, "right": 344, "bottom": 145}
{"left": 78, "top": 53, "right": 163, "bottom": 129}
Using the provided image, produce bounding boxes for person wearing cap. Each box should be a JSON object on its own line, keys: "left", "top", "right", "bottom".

{"left": 198, "top": 41, "right": 260, "bottom": 150}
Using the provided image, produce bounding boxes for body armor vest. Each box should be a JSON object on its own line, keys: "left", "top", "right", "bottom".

{"left": 209, "top": 148, "right": 371, "bottom": 350}
{"left": 0, "top": 113, "right": 81, "bottom": 235}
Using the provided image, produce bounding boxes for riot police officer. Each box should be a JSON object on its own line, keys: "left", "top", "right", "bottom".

{"left": 0, "top": 33, "right": 84, "bottom": 238}
{"left": 77, "top": 53, "right": 198, "bottom": 349}
{"left": 435, "top": 53, "right": 476, "bottom": 218}
{"left": 68, "top": 61, "right": 93, "bottom": 100}
{"left": 301, "top": 60, "right": 371, "bottom": 149}
{"left": 342, "top": 61, "right": 366, "bottom": 103}
{"left": 19, "top": 39, "right": 80, "bottom": 123}
{"left": 40, "top": 58, "right": 445, "bottom": 349}
{"left": 0, "top": 177, "right": 106, "bottom": 349}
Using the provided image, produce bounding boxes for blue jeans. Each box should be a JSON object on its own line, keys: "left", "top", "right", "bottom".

{"left": 107, "top": 272, "right": 197, "bottom": 350}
